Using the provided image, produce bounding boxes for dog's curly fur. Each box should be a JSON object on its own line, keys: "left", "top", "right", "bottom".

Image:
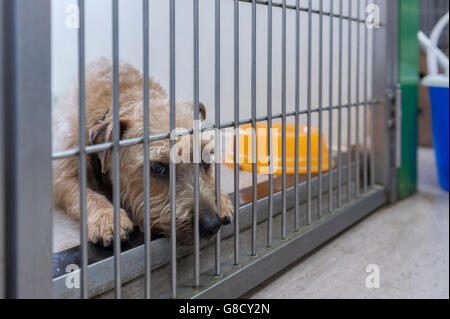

{"left": 53, "top": 58, "right": 233, "bottom": 246}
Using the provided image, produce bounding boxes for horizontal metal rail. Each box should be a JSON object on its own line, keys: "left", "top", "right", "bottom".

{"left": 238, "top": 0, "right": 367, "bottom": 23}
{"left": 52, "top": 100, "right": 379, "bottom": 160}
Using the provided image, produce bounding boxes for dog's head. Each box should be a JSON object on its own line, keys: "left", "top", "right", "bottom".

{"left": 88, "top": 100, "right": 233, "bottom": 245}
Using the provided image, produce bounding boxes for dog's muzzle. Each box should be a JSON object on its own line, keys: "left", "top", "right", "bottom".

{"left": 197, "top": 214, "right": 231, "bottom": 239}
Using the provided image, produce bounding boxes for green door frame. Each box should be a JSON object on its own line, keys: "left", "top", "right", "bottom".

{"left": 398, "top": 0, "right": 420, "bottom": 198}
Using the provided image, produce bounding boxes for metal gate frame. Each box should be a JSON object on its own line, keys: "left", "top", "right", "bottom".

{"left": 1, "top": 0, "right": 400, "bottom": 299}
{"left": 373, "top": 0, "right": 399, "bottom": 202}
{"left": 0, "top": 0, "right": 53, "bottom": 298}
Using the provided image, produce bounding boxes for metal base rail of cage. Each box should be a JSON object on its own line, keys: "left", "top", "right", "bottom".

{"left": 53, "top": 161, "right": 381, "bottom": 298}
{"left": 176, "top": 186, "right": 386, "bottom": 299}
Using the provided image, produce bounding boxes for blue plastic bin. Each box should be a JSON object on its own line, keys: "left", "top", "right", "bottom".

{"left": 424, "top": 75, "right": 449, "bottom": 191}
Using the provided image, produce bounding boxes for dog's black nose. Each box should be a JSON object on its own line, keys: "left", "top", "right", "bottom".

{"left": 199, "top": 214, "right": 222, "bottom": 239}
{"left": 222, "top": 215, "right": 231, "bottom": 225}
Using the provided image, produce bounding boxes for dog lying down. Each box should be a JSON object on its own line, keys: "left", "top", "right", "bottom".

{"left": 53, "top": 58, "right": 233, "bottom": 247}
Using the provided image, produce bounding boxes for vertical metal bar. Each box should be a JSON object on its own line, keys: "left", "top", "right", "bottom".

{"left": 233, "top": 0, "right": 240, "bottom": 266}
{"left": 294, "top": 0, "right": 300, "bottom": 232}
{"left": 306, "top": 0, "right": 312, "bottom": 225}
{"left": 266, "top": 0, "right": 274, "bottom": 246}
{"left": 2, "top": 0, "right": 53, "bottom": 298}
{"left": 347, "top": 0, "right": 352, "bottom": 203}
{"left": 328, "top": 0, "right": 334, "bottom": 213}
{"left": 193, "top": 0, "right": 200, "bottom": 288}
{"left": 337, "top": 0, "right": 343, "bottom": 207}
{"left": 112, "top": 0, "right": 121, "bottom": 299}
{"left": 370, "top": 0, "right": 376, "bottom": 189}
{"left": 363, "top": 0, "right": 369, "bottom": 193}
{"left": 214, "top": 0, "right": 222, "bottom": 276}
{"left": 143, "top": 0, "right": 151, "bottom": 299}
{"left": 169, "top": 0, "right": 177, "bottom": 298}
{"left": 281, "top": 0, "right": 287, "bottom": 238}
{"left": 318, "top": 0, "right": 323, "bottom": 219}
{"left": 372, "top": 0, "right": 398, "bottom": 196}
{"left": 0, "top": 1, "right": 5, "bottom": 299}
{"left": 355, "top": 0, "right": 361, "bottom": 197}
{"left": 78, "top": 0, "right": 88, "bottom": 299}
{"left": 251, "top": 0, "right": 258, "bottom": 254}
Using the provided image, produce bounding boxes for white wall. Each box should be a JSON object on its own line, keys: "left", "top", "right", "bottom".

{"left": 52, "top": 0, "right": 373, "bottom": 147}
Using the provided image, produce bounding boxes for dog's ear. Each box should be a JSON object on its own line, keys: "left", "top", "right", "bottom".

{"left": 89, "top": 121, "right": 109, "bottom": 146}
{"left": 199, "top": 102, "right": 206, "bottom": 121}
{"left": 88, "top": 118, "right": 131, "bottom": 173}
{"left": 89, "top": 118, "right": 131, "bottom": 145}
{"left": 189, "top": 102, "right": 206, "bottom": 121}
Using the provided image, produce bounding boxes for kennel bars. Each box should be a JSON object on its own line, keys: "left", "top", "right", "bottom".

{"left": 1, "top": 0, "right": 400, "bottom": 298}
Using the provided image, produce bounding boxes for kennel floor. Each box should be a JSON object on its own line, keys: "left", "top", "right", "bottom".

{"left": 243, "top": 147, "right": 449, "bottom": 298}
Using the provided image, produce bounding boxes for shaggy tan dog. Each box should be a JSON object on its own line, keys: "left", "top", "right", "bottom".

{"left": 53, "top": 58, "right": 233, "bottom": 247}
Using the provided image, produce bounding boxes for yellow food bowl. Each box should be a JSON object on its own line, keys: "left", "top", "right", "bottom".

{"left": 224, "top": 123, "right": 334, "bottom": 175}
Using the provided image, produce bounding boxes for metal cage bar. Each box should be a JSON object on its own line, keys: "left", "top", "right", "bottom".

{"left": 317, "top": 0, "right": 324, "bottom": 219}
{"left": 355, "top": 0, "right": 361, "bottom": 198}
{"left": 77, "top": 0, "right": 88, "bottom": 299}
{"left": 193, "top": 0, "right": 201, "bottom": 288}
{"left": 294, "top": 0, "right": 300, "bottom": 232}
{"left": 337, "top": 0, "right": 344, "bottom": 207}
{"left": 306, "top": 0, "right": 312, "bottom": 225}
{"left": 266, "top": 0, "right": 274, "bottom": 246}
{"left": 328, "top": 0, "right": 334, "bottom": 214}
{"left": 363, "top": 0, "right": 369, "bottom": 193}
{"left": 142, "top": 0, "right": 152, "bottom": 299}
{"left": 112, "top": 0, "right": 122, "bottom": 299}
{"left": 347, "top": 0, "right": 353, "bottom": 203}
{"left": 1, "top": 0, "right": 52, "bottom": 298}
{"left": 251, "top": 0, "right": 258, "bottom": 256}
{"left": 281, "top": 0, "right": 287, "bottom": 239}
{"left": 371, "top": 0, "right": 377, "bottom": 190}
{"left": 169, "top": 0, "right": 177, "bottom": 299}
{"left": 0, "top": 1, "right": 5, "bottom": 299}
{"left": 214, "top": 0, "right": 222, "bottom": 277}
{"left": 233, "top": 0, "right": 240, "bottom": 267}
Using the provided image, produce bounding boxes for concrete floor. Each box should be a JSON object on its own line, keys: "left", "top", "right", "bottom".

{"left": 244, "top": 148, "right": 449, "bottom": 299}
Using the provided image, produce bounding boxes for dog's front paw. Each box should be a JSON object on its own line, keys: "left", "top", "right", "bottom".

{"left": 87, "top": 208, "right": 134, "bottom": 247}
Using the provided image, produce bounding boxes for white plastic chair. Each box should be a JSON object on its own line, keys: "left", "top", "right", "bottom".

{"left": 418, "top": 12, "right": 449, "bottom": 87}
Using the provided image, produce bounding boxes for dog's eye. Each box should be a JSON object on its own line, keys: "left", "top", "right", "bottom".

{"left": 151, "top": 162, "right": 169, "bottom": 179}
{"left": 202, "top": 162, "right": 211, "bottom": 171}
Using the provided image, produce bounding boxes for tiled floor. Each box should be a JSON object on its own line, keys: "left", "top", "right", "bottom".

{"left": 243, "top": 148, "right": 449, "bottom": 299}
